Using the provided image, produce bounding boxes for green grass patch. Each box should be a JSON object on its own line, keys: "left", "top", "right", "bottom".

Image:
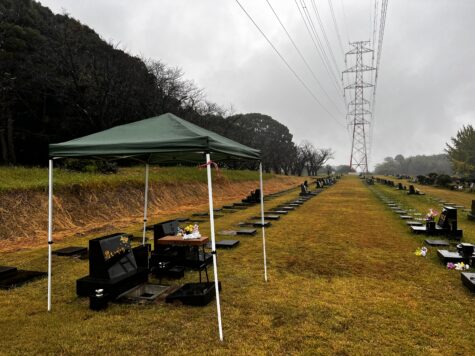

{"left": 0, "top": 166, "right": 275, "bottom": 192}
{"left": 1, "top": 176, "right": 475, "bottom": 354}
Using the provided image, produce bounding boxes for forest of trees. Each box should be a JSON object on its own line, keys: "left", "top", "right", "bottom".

{"left": 374, "top": 154, "right": 452, "bottom": 176}
{"left": 0, "top": 0, "right": 332, "bottom": 175}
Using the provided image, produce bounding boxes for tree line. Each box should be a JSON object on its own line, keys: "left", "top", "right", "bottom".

{"left": 374, "top": 124, "right": 474, "bottom": 180}
{"left": 0, "top": 0, "right": 332, "bottom": 175}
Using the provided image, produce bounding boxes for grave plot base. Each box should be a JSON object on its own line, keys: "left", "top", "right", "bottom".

{"left": 117, "top": 283, "right": 169, "bottom": 303}
{"left": 437, "top": 250, "right": 474, "bottom": 264}
{"left": 76, "top": 268, "right": 149, "bottom": 298}
{"left": 165, "top": 282, "right": 221, "bottom": 306}
{"left": 215, "top": 240, "right": 240, "bottom": 249}
{"left": 53, "top": 246, "right": 88, "bottom": 258}
{"left": 0, "top": 267, "right": 47, "bottom": 289}
{"left": 461, "top": 273, "right": 475, "bottom": 293}
{"left": 265, "top": 210, "right": 288, "bottom": 215}
{"left": 406, "top": 221, "right": 424, "bottom": 226}
{"left": 424, "top": 239, "right": 450, "bottom": 247}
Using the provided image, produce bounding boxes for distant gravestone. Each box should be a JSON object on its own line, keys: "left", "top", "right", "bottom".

{"left": 468, "top": 200, "right": 475, "bottom": 221}
{"left": 408, "top": 185, "right": 416, "bottom": 195}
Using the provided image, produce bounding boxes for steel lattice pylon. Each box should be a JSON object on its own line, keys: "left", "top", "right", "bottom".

{"left": 343, "top": 41, "right": 375, "bottom": 173}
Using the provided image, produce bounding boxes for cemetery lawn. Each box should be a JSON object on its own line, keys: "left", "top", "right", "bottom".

{"left": 1, "top": 175, "right": 475, "bottom": 354}
{"left": 0, "top": 166, "right": 275, "bottom": 191}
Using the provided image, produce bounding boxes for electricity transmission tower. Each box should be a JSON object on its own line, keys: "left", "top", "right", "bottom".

{"left": 343, "top": 41, "right": 375, "bottom": 173}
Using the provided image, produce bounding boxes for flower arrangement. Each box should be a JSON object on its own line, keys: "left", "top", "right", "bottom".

{"left": 414, "top": 247, "right": 427, "bottom": 257}
{"left": 447, "top": 262, "right": 470, "bottom": 270}
{"left": 425, "top": 208, "right": 439, "bottom": 221}
{"left": 178, "top": 224, "right": 201, "bottom": 239}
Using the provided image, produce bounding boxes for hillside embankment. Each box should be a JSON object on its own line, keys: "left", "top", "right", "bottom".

{"left": 0, "top": 175, "right": 302, "bottom": 251}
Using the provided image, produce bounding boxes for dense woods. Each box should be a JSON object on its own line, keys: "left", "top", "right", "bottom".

{"left": 0, "top": 0, "right": 332, "bottom": 175}
{"left": 374, "top": 154, "right": 452, "bottom": 176}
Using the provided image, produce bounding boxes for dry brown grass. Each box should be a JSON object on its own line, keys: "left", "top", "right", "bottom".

{"left": 0, "top": 175, "right": 302, "bottom": 252}
{"left": 1, "top": 176, "right": 475, "bottom": 354}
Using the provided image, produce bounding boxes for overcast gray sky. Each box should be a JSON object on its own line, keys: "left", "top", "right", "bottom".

{"left": 39, "top": 0, "right": 475, "bottom": 169}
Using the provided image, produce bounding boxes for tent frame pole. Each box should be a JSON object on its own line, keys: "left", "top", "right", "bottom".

{"left": 259, "top": 162, "right": 268, "bottom": 282}
{"left": 47, "top": 159, "right": 53, "bottom": 311}
{"left": 206, "top": 153, "right": 224, "bottom": 341}
{"left": 142, "top": 163, "right": 149, "bottom": 245}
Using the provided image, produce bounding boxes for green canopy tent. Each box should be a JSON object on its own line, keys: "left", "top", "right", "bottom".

{"left": 47, "top": 113, "right": 267, "bottom": 341}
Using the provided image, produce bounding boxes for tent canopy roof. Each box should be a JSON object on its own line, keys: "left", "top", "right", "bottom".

{"left": 49, "top": 113, "right": 260, "bottom": 163}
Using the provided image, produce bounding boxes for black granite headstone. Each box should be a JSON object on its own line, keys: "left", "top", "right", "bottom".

{"left": 88, "top": 233, "right": 136, "bottom": 279}
{"left": 468, "top": 200, "right": 475, "bottom": 221}
{"left": 76, "top": 233, "right": 148, "bottom": 298}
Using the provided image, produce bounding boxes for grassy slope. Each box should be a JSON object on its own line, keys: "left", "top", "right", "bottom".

{"left": 0, "top": 166, "right": 275, "bottom": 191}
{"left": 0, "top": 176, "right": 474, "bottom": 354}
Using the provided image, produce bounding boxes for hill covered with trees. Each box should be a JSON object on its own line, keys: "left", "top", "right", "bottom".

{"left": 374, "top": 154, "right": 452, "bottom": 176}
{"left": 0, "top": 0, "right": 331, "bottom": 175}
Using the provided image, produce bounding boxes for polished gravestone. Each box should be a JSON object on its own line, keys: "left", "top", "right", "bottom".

{"left": 0, "top": 266, "right": 46, "bottom": 289}
{"left": 410, "top": 206, "right": 463, "bottom": 238}
{"left": 468, "top": 200, "right": 475, "bottom": 221}
{"left": 437, "top": 243, "right": 474, "bottom": 264}
{"left": 461, "top": 273, "right": 475, "bottom": 293}
{"left": 437, "top": 250, "right": 474, "bottom": 264}
{"left": 76, "top": 233, "right": 148, "bottom": 298}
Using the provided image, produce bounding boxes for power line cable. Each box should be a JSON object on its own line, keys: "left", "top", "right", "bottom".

{"left": 298, "top": 0, "right": 344, "bottom": 95}
{"left": 294, "top": 0, "right": 344, "bottom": 102}
{"left": 265, "top": 0, "right": 345, "bottom": 116}
{"left": 368, "top": 0, "right": 389, "bottom": 168}
{"left": 327, "top": 0, "right": 346, "bottom": 63}
{"left": 309, "top": 0, "right": 342, "bottom": 79}
{"left": 235, "top": 0, "right": 346, "bottom": 128}
{"left": 340, "top": 0, "right": 351, "bottom": 44}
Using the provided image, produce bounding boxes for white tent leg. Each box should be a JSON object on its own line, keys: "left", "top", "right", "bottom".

{"left": 142, "top": 163, "right": 149, "bottom": 246}
{"left": 47, "top": 159, "right": 53, "bottom": 311}
{"left": 259, "top": 162, "right": 268, "bottom": 282}
{"left": 206, "top": 153, "right": 224, "bottom": 342}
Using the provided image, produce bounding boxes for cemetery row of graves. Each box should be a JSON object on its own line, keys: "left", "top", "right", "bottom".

{"left": 365, "top": 176, "right": 475, "bottom": 293}
{"left": 2, "top": 175, "right": 475, "bottom": 353}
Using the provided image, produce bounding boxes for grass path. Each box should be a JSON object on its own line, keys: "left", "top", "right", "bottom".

{"left": 0, "top": 176, "right": 474, "bottom": 354}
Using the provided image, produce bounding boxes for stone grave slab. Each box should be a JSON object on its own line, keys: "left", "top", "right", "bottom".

{"left": 237, "top": 229, "right": 257, "bottom": 235}
{"left": 215, "top": 240, "right": 240, "bottom": 249}
{"left": 394, "top": 210, "right": 407, "bottom": 214}
{"left": 0, "top": 266, "right": 47, "bottom": 290}
{"left": 437, "top": 250, "right": 474, "bottom": 264}
{"left": 238, "top": 221, "right": 271, "bottom": 228}
{"left": 278, "top": 206, "right": 295, "bottom": 211}
{"left": 461, "top": 273, "right": 475, "bottom": 293}
{"left": 406, "top": 221, "right": 424, "bottom": 226}
{"left": 165, "top": 282, "right": 218, "bottom": 306}
{"left": 400, "top": 215, "right": 412, "bottom": 220}
{"left": 424, "top": 239, "right": 450, "bottom": 247}
{"left": 53, "top": 246, "right": 88, "bottom": 257}
{"left": 265, "top": 210, "right": 288, "bottom": 215}
{"left": 252, "top": 215, "right": 280, "bottom": 220}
